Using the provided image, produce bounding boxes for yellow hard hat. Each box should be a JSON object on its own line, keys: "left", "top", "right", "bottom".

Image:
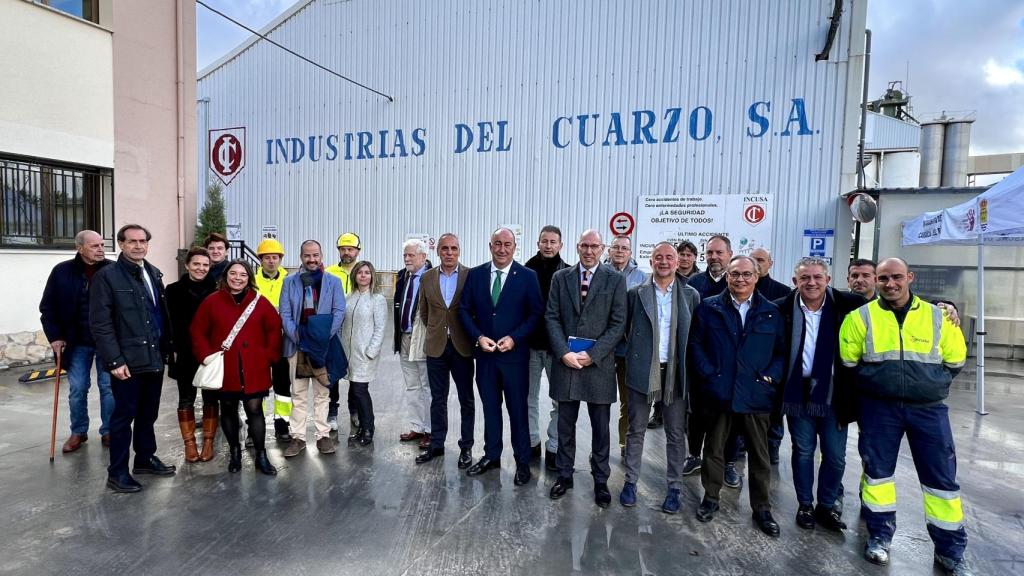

{"left": 336, "top": 232, "right": 361, "bottom": 249}
{"left": 256, "top": 238, "right": 285, "bottom": 256}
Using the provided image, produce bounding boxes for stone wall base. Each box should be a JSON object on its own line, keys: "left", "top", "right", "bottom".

{"left": 0, "top": 330, "right": 54, "bottom": 370}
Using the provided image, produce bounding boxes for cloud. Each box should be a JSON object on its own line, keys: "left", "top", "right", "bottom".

{"left": 868, "top": 0, "right": 1024, "bottom": 154}
{"left": 983, "top": 59, "right": 1024, "bottom": 86}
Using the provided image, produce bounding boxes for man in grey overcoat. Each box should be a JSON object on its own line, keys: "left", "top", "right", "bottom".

{"left": 620, "top": 242, "right": 701, "bottom": 513}
{"left": 545, "top": 229, "right": 627, "bottom": 508}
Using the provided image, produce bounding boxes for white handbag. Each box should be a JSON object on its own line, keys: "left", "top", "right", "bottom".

{"left": 193, "top": 296, "right": 260, "bottom": 390}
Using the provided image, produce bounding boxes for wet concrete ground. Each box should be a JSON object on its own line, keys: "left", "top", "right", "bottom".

{"left": 1, "top": 350, "right": 1022, "bottom": 576}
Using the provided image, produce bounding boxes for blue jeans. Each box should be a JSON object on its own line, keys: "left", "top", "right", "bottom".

{"left": 67, "top": 345, "right": 114, "bottom": 436}
{"left": 787, "top": 412, "right": 848, "bottom": 507}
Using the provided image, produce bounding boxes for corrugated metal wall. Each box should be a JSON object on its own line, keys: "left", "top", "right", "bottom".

{"left": 864, "top": 111, "right": 920, "bottom": 151}
{"left": 199, "top": 0, "right": 864, "bottom": 273}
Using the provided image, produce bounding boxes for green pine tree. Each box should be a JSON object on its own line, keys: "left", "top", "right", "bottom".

{"left": 195, "top": 180, "right": 227, "bottom": 246}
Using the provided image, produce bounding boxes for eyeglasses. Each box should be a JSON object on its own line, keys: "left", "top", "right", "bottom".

{"left": 727, "top": 271, "right": 755, "bottom": 280}
{"left": 578, "top": 243, "right": 604, "bottom": 251}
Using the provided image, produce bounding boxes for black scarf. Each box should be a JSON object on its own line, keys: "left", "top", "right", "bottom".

{"left": 781, "top": 295, "right": 838, "bottom": 418}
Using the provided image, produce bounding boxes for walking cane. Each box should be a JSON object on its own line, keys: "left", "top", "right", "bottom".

{"left": 49, "top": 349, "right": 63, "bottom": 462}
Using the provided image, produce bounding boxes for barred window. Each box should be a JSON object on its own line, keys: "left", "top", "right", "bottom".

{"left": 0, "top": 155, "right": 114, "bottom": 250}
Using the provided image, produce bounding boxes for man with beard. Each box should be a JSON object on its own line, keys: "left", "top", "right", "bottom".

{"left": 326, "top": 232, "right": 362, "bottom": 434}
{"left": 525, "top": 225, "right": 569, "bottom": 470}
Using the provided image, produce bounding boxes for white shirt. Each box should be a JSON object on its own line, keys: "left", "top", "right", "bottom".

{"left": 490, "top": 262, "right": 512, "bottom": 295}
{"left": 138, "top": 262, "right": 155, "bottom": 303}
{"left": 730, "top": 293, "right": 751, "bottom": 327}
{"left": 799, "top": 298, "right": 824, "bottom": 378}
{"left": 655, "top": 282, "right": 673, "bottom": 363}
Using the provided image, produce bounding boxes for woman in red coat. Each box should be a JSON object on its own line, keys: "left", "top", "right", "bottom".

{"left": 192, "top": 260, "right": 282, "bottom": 475}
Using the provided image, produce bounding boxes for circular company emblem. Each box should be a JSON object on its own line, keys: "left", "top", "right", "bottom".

{"left": 743, "top": 203, "right": 766, "bottom": 226}
{"left": 212, "top": 134, "right": 243, "bottom": 176}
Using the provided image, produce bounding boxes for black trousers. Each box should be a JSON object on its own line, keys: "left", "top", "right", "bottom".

{"left": 175, "top": 367, "right": 217, "bottom": 409}
{"left": 557, "top": 400, "right": 611, "bottom": 484}
{"left": 108, "top": 370, "right": 164, "bottom": 479}
{"left": 350, "top": 381, "right": 374, "bottom": 433}
{"left": 702, "top": 410, "right": 773, "bottom": 512}
{"left": 427, "top": 340, "right": 475, "bottom": 450}
{"left": 271, "top": 357, "right": 290, "bottom": 397}
{"left": 687, "top": 404, "right": 707, "bottom": 457}
{"left": 328, "top": 379, "right": 356, "bottom": 417}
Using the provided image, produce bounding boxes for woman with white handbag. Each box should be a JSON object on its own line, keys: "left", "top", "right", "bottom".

{"left": 191, "top": 260, "right": 283, "bottom": 475}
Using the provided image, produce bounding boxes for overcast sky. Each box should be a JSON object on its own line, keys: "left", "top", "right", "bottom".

{"left": 197, "top": 0, "right": 1024, "bottom": 156}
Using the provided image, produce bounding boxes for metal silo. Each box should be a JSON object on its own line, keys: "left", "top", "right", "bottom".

{"left": 941, "top": 120, "right": 973, "bottom": 187}
{"left": 918, "top": 121, "right": 944, "bottom": 187}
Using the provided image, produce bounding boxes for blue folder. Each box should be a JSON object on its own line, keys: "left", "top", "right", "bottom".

{"left": 567, "top": 336, "right": 596, "bottom": 353}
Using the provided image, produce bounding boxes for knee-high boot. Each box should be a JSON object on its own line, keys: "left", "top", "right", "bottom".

{"left": 177, "top": 407, "right": 199, "bottom": 463}
{"left": 198, "top": 403, "right": 219, "bottom": 462}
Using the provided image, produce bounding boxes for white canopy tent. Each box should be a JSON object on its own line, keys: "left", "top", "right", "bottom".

{"left": 902, "top": 165, "right": 1024, "bottom": 414}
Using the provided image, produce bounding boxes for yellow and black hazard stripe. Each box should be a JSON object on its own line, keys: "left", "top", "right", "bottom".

{"left": 18, "top": 368, "right": 67, "bottom": 383}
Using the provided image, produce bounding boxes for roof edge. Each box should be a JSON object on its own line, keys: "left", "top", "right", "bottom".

{"left": 198, "top": 0, "right": 315, "bottom": 80}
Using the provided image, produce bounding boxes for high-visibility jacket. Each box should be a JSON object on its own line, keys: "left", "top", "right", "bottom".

{"left": 325, "top": 263, "right": 354, "bottom": 295}
{"left": 839, "top": 294, "right": 966, "bottom": 404}
{"left": 255, "top": 267, "right": 288, "bottom": 309}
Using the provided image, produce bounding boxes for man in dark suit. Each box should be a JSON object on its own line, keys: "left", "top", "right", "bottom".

{"left": 415, "top": 233, "right": 476, "bottom": 468}
{"left": 459, "top": 228, "right": 544, "bottom": 485}
{"left": 774, "top": 257, "right": 866, "bottom": 532}
{"left": 689, "top": 255, "right": 786, "bottom": 537}
{"left": 90, "top": 224, "right": 176, "bottom": 493}
{"left": 545, "top": 230, "right": 627, "bottom": 508}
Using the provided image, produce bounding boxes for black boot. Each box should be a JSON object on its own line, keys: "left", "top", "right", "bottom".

{"left": 228, "top": 445, "right": 242, "bottom": 473}
{"left": 254, "top": 449, "right": 278, "bottom": 476}
{"left": 359, "top": 429, "right": 374, "bottom": 446}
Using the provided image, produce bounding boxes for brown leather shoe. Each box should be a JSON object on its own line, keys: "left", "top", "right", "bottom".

{"left": 400, "top": 430, "right": 426, "bottom": 442}
{"left": 101, "top": 434, "right": 110, "bottom": 447}
{"left": 418, "top": 434, "right": 432, "bottom": 449}
{"left": 177, "top": 407, "right": 200, "bottom": 463}
{"left": 316, "top": 437, "right": 336, "bottom": 455}
{"left": 62, "top": 434, "right": 87, "bottom": 453}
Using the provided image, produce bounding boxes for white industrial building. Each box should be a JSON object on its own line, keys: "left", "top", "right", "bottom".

{"left": 198, "top": 0, "right": 868, "bottom": 275}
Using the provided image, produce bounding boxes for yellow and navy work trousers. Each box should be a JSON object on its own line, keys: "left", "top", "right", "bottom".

{"left": 858, "top": 396, "right": 967, "bottom": 560}
{"left": 272, "top": 357, "right": 292, "bottom": 423}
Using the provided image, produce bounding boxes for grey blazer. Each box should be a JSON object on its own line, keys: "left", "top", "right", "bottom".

{"left": 545, "top": 263, "right": 627, "bottom": 403}
{"left": 624, "top": 276, "right": 701, "bottom": 406}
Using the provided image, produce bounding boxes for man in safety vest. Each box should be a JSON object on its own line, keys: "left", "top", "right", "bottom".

{"left": 325, "top": 232, "right": 361, "bottom": 434}
{"left": 255, "top": 238, "right": 292, "bottom": 442}
{"left": 839, "top": 258, "right": 972, "bottom": 576}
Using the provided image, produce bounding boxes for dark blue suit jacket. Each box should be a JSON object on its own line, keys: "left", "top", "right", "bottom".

{"left": 459, "top": 261, "right": 543, "bottom": 365}
{"left": 689, "top": 291, "right": 785, "bottom": 413}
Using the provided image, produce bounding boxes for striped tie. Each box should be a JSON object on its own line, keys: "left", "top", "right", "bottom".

{"left": 580, "top": 269, "right": 590, "bottom": 303}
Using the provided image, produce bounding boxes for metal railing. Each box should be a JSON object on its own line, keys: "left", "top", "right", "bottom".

{"left": 0, "top": 156, "right": 114, "bottom": 250}
{"left": 229, "top": 240, "right": 260, "bottom": 268}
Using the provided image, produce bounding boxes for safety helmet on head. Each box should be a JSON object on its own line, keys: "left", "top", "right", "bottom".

{"left": 336, "top": 232, "right": 361, "bottom": 249}
{"left": 256, "top": 238, "right": 285, "bottom": 257}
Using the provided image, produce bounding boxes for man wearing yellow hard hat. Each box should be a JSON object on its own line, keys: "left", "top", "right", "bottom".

{"left": 255, "top": 238, "right": 293, "bottom": 442}
{"left": 325, "top": 232, "right": 361, "bottom": 433}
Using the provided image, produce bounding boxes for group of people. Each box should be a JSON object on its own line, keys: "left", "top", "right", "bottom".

{"left": 39, "top": 224, "right": 973, "bottom": 576}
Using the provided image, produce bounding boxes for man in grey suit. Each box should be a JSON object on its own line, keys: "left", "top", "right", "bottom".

{"left": 620, "top": 242, "right": 701, "bottom": 513}
{"left": 545, "top": 229, "right": 628, "bottom": 508}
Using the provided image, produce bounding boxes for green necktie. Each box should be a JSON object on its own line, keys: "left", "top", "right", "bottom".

{"left": 491, "top": 270, "right": 503, "bottom": 306}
